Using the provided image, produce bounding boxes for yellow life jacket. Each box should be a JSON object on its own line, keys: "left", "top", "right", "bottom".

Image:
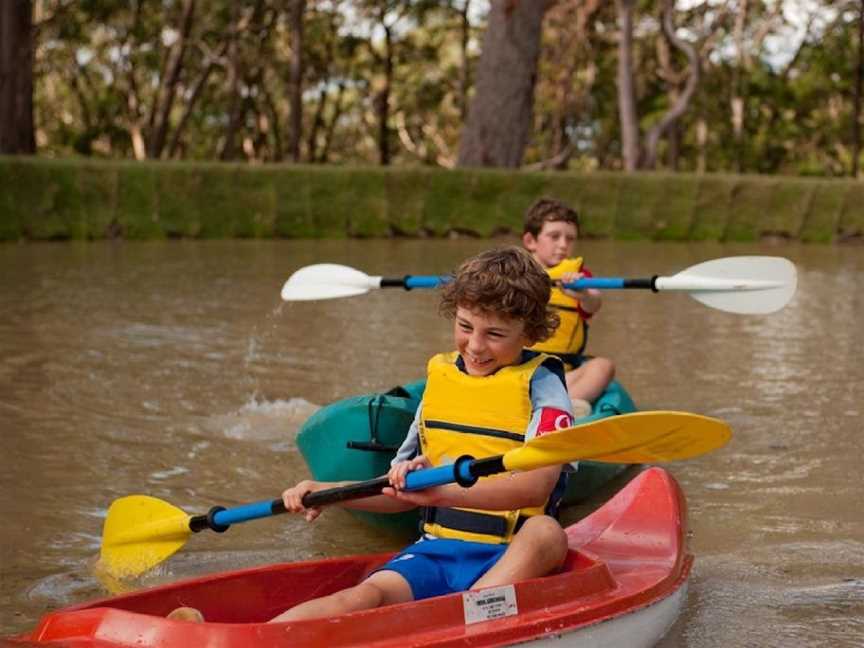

{"left": 419, "top": 351, "right": 563, "bottom": 544}
{"left": 529, "top": 257, "right": 586, "bottom": 358}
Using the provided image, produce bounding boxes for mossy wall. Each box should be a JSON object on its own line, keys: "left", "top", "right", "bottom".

{"left": 0, "top": 156, "right": 860, "bottom": 242}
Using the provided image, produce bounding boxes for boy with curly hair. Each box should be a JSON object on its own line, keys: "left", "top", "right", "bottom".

{"left": 271, "top": 246, "right": 574, "bottom": 622}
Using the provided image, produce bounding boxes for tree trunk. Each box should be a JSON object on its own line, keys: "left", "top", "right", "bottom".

{"left": 852, "top": 0, "right": 864, "bottom": 177}
{"left": 262, "top": 84, "right": 283, "bottom": 162}
{"left": 286, "top": 0, "right": 305, "bottom": 162}
{"left": 616, "top": 0, "right": 640, "bottom": 172}
{"left": 307, "top": 87, "right": 327, "bottom": 162}
{"left": 730, "top": 0, "right": 748, "bottom": 173}
{"left": 320, "top": 82, "right": 345, "bottom": 163}
{"left": 147, "top": 0, "right": 196, "bottom": 159}
{"left": 219, "top": 47, "right": 244, "bottom": 160}
{"left": 457, "top": 0, "right": 471, "bottom": 122}
{"left": 0, "top": 0, "right": 35, "bottom": 154}
{"left": 374, "top": 19, "right": 393, "bottom": 166}
{"left": 168, "top": 41, "right": 228, "bottom": 158}
{"left": 666, "top": 122, "right": 680, "bottom": 170}
{"left": 696, "top": 115, "right": 708, "bottom": 173}
{"left": 457, "top": 0, "right": 554, "bottom": 168}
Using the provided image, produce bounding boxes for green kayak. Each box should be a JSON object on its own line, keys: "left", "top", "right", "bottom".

{"left": 296, "top": 379, "right": 637, "bottom": 536}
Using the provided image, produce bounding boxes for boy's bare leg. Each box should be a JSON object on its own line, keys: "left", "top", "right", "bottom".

{"left": 565, "top": 357, "right": 615, "bottom": 404}
{"left": 269, "top": 570, "right": 413, "bottom": 623}
{"left": 471, "top": 516, "right": 568, "bottom": 589}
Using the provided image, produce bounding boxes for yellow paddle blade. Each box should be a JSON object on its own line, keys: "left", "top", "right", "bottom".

{"left": 503, "top": 411, "right": 731, "bottom": 471}
{"left": 98, "top": 495, "right": 192, "bottom": 579}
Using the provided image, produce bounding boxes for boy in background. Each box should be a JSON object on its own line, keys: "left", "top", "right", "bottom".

{"left": 522, "top": 198, "right": 615, "bottom": 417}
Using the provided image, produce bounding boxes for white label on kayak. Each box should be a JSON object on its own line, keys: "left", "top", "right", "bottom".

{"left": 462, "top": 585, "right": 518, "bottom": 625}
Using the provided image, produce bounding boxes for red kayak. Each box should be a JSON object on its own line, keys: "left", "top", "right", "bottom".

{"left": 22, "top": 467, "right": 690, "bottom": 648}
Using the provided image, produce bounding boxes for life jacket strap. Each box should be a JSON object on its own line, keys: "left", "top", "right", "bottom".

{"left": 422, "top": 507, "right": 529, "bottom": 539}
{"left": 551, "top": 304, "right": 580, "bottom": 313}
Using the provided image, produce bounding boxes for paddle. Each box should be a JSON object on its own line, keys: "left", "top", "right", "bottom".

{"left": 280, "top": 256, "right": 796, "bottom": 314}
{"left": 99, "top": 410, "right": 731, "bottom": 579}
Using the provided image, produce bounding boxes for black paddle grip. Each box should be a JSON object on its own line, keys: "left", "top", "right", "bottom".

{"left": 466, "top": 456, "right": 506, "bottom": 479}
{"left": 301, "top": 476, "right": 391, "bottom": 508}
{"left": 380, "top": 277, "right": 409, "bottom": 290}
{"left": 189, "top": 506, "right": 230, "bottom": 533}
{"left": 622, "top": 277, "right": 658, "bottom": 291}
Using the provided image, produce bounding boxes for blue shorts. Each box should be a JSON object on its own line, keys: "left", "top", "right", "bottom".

{"left": 372, "top": 536, "right": 508, "bottom": 601}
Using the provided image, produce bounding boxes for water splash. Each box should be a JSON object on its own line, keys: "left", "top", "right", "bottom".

{"left": 204, "top": 395, "right": 320, "bottom": 443}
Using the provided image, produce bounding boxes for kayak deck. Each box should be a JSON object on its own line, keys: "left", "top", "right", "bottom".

{"left": 25, "top": 467, "right": 690, "bottom": 648}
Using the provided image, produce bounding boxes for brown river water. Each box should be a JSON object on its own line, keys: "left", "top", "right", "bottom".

{"left": 0, "top": 239, "right": 862, "bottom": 646}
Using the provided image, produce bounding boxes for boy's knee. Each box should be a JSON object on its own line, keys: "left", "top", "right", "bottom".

{"left": 357, "top": 570, "right": 414, "bottom": 608}
{"left": 592, "top": 356, "right": 615, "bottom": 380}
{"left": 336, "top": 581, "right": 388, "bottom": 610}
{"left": 520, "top": 516, "right": 568, "bottom": 561}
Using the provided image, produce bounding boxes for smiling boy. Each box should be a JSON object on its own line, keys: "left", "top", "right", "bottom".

{"left": 521, "top": 198, "right": 615, "bottom": 417}
{"left": 168, "top": 247, "right": 573, "bottom": 625}
{"left": 269, "top": 247, "right": 574, "bottom": 622}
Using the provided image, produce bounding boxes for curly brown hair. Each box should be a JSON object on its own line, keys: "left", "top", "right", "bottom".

{"left": 439, "top": 247, "right": 559, "bottom": 345}
{"left": 523, "top": 197, "right": 581, "bottom": 237}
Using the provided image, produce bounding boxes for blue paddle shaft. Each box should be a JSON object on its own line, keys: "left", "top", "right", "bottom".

{"left": 404, "top": 458, "right": 475, "bottom": 489}
{"left": 404, "top": 275, "right": 448, "bottom": 289}
{"left": 396, "top": 276, "right": 655, "bottom": 291}
{"left": 199, "top": 456, "right": 483, "bottom": 532}
{"left": 212, "top": 501, "right": 279, "bottom": 527}
{"left": 565, "top": 278, "right": 623, "bottom": 289}
{"left": 562, "top": 277, "right": 654, "bottom": 290}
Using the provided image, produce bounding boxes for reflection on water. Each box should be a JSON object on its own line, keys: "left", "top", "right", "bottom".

{"left": 1, "top": 239, "right": 862, "bottom": 646}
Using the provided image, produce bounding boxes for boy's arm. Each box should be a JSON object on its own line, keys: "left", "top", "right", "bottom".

{"left": 282, "top": 403, "right": 426, "bottom": 521}
{"left": 385, "top": 465, "right": 561, "bottom": 511}
{"left": 282, "top": 478, "right": 419, "bottom": 521}
{"left": 560, "top": 267, "right": 602, "bottom": 317}
{"left": 391, "top": 403, "right": 422, "bottom": 465}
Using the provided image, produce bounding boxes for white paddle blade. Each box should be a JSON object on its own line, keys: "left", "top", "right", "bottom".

{"left": 656, "top": 256, "right": 797, "bottom": 314}
{"left": 280, "top": 264, "right": 381, "bottom": 301}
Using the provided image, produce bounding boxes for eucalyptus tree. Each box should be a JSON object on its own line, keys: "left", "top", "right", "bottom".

{"left": 849, "top": 0, "right": 862, "bottom": 176}
{"left": 458, "top": 0, "right": 556, "bottom": 168}
{"left": 286, "top": 0, "right": 306, "bottom": 162}
{"left": 615, "top": 0, "right": 701, "bottom": 171}
{"left": 303, "top": 2, "right": 358, "bottom": 163}
{"left": 0, "top": 0, "right": 35, "bottom": 154}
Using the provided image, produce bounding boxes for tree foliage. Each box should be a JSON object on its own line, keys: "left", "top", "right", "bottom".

{"left": 14, "top": 0, "right": 860, "bottom": 176}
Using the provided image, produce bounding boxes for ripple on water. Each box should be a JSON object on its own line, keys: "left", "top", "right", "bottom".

{"left": 149, "top": 466, "right": 190, "bottom": 480}
{"left": 669, "top": 544, "right": 864, "bottom": 648}
{"left": 25, "top": 570, "right": 106, "bottom": 607}
{"left": 93, "top": 549, "right": 321, "bottom": 596}
{"left": 703, "top": 482, "right": 730, "bottom": 491}
{"left": 204, "top": 396, "right": 320, "bottom": 442}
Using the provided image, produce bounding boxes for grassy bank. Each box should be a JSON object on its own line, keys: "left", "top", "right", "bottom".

{"left": 1, "top": 157, "right": 861, "bottom": 242}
